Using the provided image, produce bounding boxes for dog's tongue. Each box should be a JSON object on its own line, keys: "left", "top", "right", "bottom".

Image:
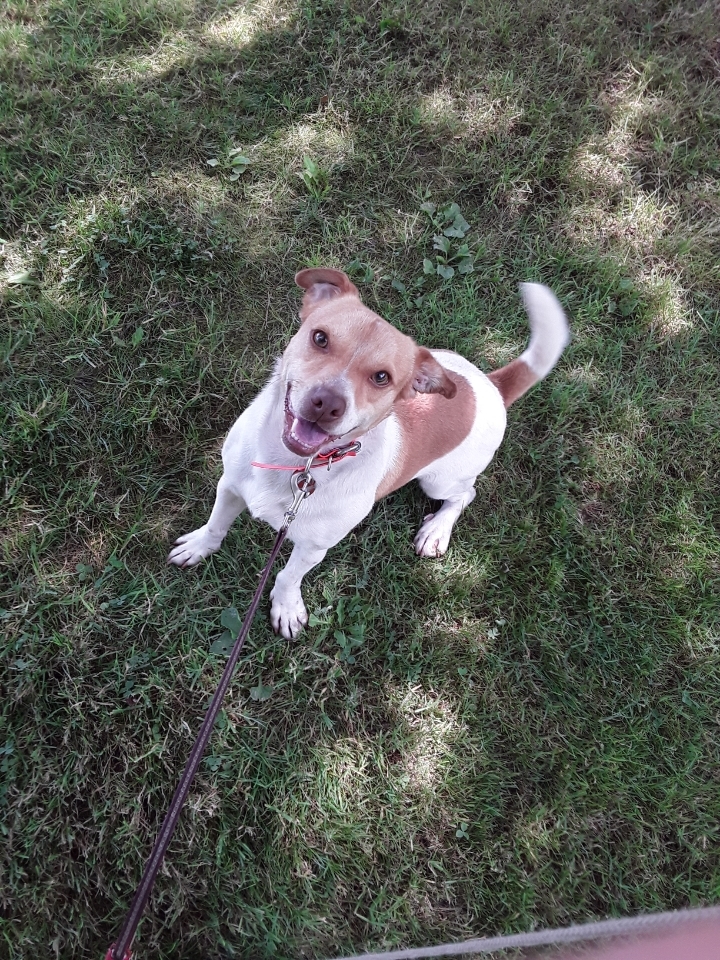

{"left": 289, "top": 415, "right": 330, "bottom": 449}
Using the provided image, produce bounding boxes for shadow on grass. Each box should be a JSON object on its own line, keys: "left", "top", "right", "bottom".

{"left": 2, "top": 0, "right": 720, "bottom": 957}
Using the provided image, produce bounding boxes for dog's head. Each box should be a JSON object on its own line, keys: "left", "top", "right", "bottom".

{"left": 279, "top": 268, "right": 457, "bottom": 456}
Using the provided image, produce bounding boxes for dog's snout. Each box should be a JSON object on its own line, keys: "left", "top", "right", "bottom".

{"left": 306, "top": 386, "right": 346, "bottom": 422}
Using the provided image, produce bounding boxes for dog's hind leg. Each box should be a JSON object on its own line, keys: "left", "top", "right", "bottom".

{"left": 413, "top": 476, "right": 477, "bottom": 558}
{"left": 167, "top": 474, "right": 246, "bottom": 568}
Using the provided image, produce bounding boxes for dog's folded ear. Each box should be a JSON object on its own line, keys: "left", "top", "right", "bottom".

{"left": 401, "top": 347, "right": 457, "bottom": 400}
{"left": 295, "top": 268, "right": 359, "bottom": 321}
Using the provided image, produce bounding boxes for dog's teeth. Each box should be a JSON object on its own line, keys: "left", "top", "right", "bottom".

{"left": 287, "top": 412, "right": 329, "bottom": 451}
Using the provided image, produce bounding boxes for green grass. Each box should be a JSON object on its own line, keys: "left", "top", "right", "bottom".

{"left": 1, "top": 0, "right": 719, "bottom": 957}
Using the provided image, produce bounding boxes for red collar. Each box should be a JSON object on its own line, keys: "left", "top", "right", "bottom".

{"left": 251, "top": 440, "right": 361, "bottom": 473}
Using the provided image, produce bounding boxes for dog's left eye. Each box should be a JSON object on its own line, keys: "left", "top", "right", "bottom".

{"left": 313, "top": 330, "right": 329, "bottom": 348}
{"left": 371, "top": 371, "right": 390, "bottom": 386}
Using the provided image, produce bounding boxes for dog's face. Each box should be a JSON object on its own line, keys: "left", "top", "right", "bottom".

{"left": 278, "top": 268, "right": 457, "bottom": 456}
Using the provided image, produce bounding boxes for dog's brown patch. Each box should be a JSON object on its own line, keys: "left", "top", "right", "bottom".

{"left": 488, "top": 357, "right": 538, "bottom": 408}
{"left": 376, "top": 372, "right": 476, "bottom": 499}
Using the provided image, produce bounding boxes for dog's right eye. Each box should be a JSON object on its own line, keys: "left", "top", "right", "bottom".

{"left": 313, "top": 330, "right": 328, "bottom": 348}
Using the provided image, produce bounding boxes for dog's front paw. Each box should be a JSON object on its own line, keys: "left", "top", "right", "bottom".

{"left": 269, "top": 586, "right": 308, "bottom": 640}
{"left": 414, "top": 513, "right": 452, "bottom": 558}
{"left": 167, "top": 526, "right": 221, "bottom": 568}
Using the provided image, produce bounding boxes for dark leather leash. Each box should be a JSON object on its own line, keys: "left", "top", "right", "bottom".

{"left": 106, "top": 444, "right": 360, "bottom": 960}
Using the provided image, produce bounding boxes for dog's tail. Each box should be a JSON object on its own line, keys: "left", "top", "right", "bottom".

{"left": 488, "top": 282, "right": 570, "bottom": 408}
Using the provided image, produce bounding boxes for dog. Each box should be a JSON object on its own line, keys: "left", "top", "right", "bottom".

{"left": 168, "top": 269, "right": 569, "bottom": 639}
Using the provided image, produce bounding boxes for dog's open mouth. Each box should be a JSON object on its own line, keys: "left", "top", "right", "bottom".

{"left": 282, "top": 388, "right": 340, "bottom": 457}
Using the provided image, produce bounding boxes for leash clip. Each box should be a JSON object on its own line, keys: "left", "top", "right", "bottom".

{"left": 282, "top": 458, "right": 317, "bottom": 529}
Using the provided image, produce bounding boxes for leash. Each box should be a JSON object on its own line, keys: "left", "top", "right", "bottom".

{"left": 105, "top": 459, "right": 320, "bottom": 960}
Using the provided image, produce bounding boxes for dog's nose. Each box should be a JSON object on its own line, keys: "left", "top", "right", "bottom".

{"left": 307, "top": 385, "right": 346, "bottom": 422}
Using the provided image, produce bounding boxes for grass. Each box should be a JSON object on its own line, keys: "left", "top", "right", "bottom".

{"left": 1, "top": 0, "right": 719, "bottom": 957}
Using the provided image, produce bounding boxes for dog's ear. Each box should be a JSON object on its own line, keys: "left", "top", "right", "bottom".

{"left": 295, "top": 268, "right": 359, "bottom": 321}
{"left": 400, "top": 347, "right": 457, "bottom": 400}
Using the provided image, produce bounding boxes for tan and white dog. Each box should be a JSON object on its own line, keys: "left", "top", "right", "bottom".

{"left": 168, "top": 269, "right": 569, "bottom": 639}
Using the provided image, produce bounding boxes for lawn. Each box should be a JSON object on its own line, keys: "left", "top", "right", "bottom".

{"left": 1, "top": 0, "right": 719, "bottom": 957}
